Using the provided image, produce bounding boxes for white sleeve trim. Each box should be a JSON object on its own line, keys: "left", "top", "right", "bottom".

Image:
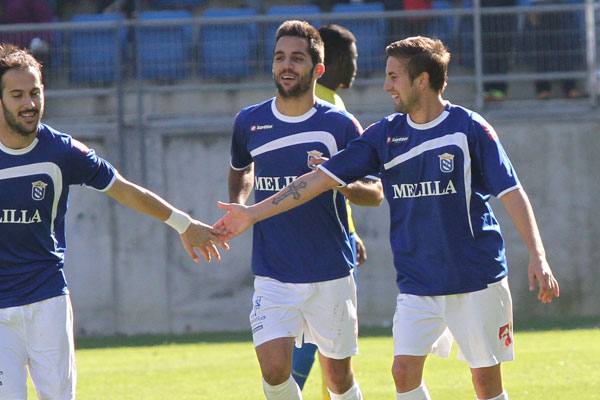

{"left": 95, "top": 173, "right": 117, "bottom": 192}
{"left": 497, "top": 184, "right": 522, "bottom": 198}
{"left": 230, "top": 159, "right": 253, "bottom": 171}
{"left": 317, "top": 165, "right": 346, "bottom": 187}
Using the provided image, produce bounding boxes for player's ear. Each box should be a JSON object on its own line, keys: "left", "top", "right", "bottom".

{"left": 314, "top": 63, "right": 325, "bottom": 79}
{"left": 418, "top": 72, "right": 430, "bottom": 89}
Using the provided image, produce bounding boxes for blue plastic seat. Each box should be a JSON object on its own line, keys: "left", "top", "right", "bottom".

{"left": 69, "top": 13, "right": 127, "bottom": 85}
{"left": 330, "top": 2, "right": 386, "bottom": 74}
{"left": 151, "top": 0, "right": 207, "bottom": 8}
{"left": 263, "top": 5, "right": 321, "bottom": 73}
{"left": 200, "top": 8, "right": 258, "bottom": 79}
{"left": 137, "top": 10, "right": 193, "bottom": 80}
{"left": 429, "top": 0, "right": 456, "bottom": 50}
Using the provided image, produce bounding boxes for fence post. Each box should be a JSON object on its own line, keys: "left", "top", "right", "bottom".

{"left": 584, "top": 0, "right": 597, "bottom": 107}
{"left": 473, "top": 0, "right": 484, "bottom": 110}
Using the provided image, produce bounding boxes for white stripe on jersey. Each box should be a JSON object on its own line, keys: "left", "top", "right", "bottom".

{"left": 0, "top": 162, "right": 63, "bottom": 234}
{"left": 250, "top": 131, "right": 339, "bottom": 159}
{"left": 383, "top": 132, "right": 474, "bottom": 236}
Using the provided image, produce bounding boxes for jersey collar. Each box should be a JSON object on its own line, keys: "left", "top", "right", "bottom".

{"left": 407, "top": 104, "right": 450, "bottom": 130}
{"left": 0, "top": 137, "right": 39, "bottom": 155}
{"left": 271, "top": 98, "right": 317, "bottom": 123}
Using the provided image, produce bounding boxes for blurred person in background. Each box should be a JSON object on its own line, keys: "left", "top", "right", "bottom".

{"left": 0, "top": 0, "right": 55, "bottom": 69}
{"left": 525, "top": 0, "right": 584, "bottom": 99}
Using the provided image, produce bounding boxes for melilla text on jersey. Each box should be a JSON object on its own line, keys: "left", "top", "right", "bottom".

{"left": 392, "top": 179, "right": 457, "bottom": 199}
{"left": 254, "top": 175, "right": 299, "bottom": 191}
{"left": 0, "top": 209, "right": 42, "bottom": 224}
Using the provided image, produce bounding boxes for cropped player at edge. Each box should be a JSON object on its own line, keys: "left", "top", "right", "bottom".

{"left": 0, "top": 44, "right": 228, "bottom": 400}
{"left": 216, "top": 36, "right": 559, "bottom": 400}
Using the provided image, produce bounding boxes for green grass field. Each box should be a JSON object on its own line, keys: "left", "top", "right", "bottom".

{"left": 27, "top": 319, "right": 600, "bottom": 399}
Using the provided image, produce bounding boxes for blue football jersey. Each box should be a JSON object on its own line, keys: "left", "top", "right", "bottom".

{"left": 0, "top": 124, "right": 116, "bottom": 308}
{"left": 231, "top": 98, "right": 363, "bottom": 283}
{"left": 319, "top": 103, "right": 522, "bottom": 295}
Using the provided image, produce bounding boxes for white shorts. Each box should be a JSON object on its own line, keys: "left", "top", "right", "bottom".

{"left": 0, "top": 295, "right": 76, "bottom": 400}
{"left": 393, "top": 278, "right": 514, "bottom": 368}
{"left": 250, "top": 275, "right": 358, "bottom": 360}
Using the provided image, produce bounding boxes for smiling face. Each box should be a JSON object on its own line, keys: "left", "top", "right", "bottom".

{"left": 272, "top": 35, "right": 317, "bottom": 99}
{"left": 0, "top": 66, "right": 44, "bottom": 138}
{"left": 383, "top": 56, "right": 420, "bottom": 114}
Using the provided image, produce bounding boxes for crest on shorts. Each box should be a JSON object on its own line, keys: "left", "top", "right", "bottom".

{"left": 439, "top": 153, "right": 454, "bottom": 173}
{"left": 307, "top": 150, "right": 323, "bottom": 169}
{"left": 498, "top": 323, "right": 512, "bottom": 346}
{"left": 31, "top": 180, "right": 48, "bottom": 201}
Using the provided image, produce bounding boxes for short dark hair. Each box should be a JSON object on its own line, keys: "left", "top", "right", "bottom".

{"left": 275, "top": 20, "right": 324, "bottom": 66}
{"left": 318, "top": 24, "right": 356, "bottom": 66}
{"left": 386, "top": 36, "right": 450, "bottom": 93}
{"left": 0, "top": 44, "right": 42, "bottom": 97}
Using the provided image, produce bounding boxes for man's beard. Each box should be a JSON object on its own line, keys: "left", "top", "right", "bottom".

{"left": 1, "top": 100, "right": 42, "bottom": 137}
{"left": 274, "top": 68, "right": 313, "bottom": 98}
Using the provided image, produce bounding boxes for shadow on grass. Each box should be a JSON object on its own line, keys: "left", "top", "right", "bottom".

{"left": 75, "top": 316, "right": 600, "bottom": 350}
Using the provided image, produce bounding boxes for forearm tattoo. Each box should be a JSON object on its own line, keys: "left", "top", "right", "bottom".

{"left": 272, "top": 181, "right": 307, "bottom": 205}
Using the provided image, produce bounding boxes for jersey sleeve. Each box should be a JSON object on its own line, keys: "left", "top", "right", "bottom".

{"left": 67, "top": 138, "right": 116, "bottom": 191}
{"left": 230, "top": 111, "right": 253, "bottom": 170}
{"left": 319, "top": 122, "right": 382, "bottom": 186}
{"left": 470, "top": 114, "right": 521, "bottom": 197}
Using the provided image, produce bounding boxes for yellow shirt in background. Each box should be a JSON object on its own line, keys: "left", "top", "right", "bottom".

{"left": 315, "top": 83, "right": 356, "bottom": 235}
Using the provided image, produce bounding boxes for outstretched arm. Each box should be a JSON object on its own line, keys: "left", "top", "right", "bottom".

{"left": 105, "top": 173, "right": 228, "bottom": 263}
{"left": 501, "top": 188, "right": 559, "bottom": 303}
{"left": 308, "top": 156, "right": 383, "bottom": 206}
{"left": 215, "top": 169, "right": 338, "bottom": 241}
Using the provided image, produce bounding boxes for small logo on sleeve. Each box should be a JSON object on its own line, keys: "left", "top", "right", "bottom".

{"left": 31, "top": 181, "right": 48, "bottom": 200}
{"left": 439, "top": 153, "right": 454, "bottom": 173}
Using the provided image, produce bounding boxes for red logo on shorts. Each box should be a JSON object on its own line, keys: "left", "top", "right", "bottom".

{"left": 498, "top": 323, "right": 512, "bottom": 346}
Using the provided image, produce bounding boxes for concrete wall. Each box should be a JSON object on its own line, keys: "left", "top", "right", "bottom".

{"left": 47, "top": 88, "right": 600, "bottom": 336}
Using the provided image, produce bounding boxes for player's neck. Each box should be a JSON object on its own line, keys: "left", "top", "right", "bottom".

{"left": 408, "top": 95, "right": 447, "bottom": 125}
{"left": 274, "top": 91, "right": 316, "bottom": 117}
{"left": 0, "top": 124, "right": 38, "bottom": 150}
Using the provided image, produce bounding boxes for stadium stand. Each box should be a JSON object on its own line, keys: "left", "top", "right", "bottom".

{"left": 69, "top": 13, "right": 127, "bottom": 85}
{"left": 330, "top": 2, "right": 386, "bottom": 75}
{"left": 137, "top": 10, "right": 193, "bottom": 80}
{"left": 200, "top": 8, "right": 258, "bottom": 79}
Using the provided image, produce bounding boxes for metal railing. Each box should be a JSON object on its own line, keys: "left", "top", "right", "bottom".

{"left": 0, "top": 1, "right": 597, "bottom": 123}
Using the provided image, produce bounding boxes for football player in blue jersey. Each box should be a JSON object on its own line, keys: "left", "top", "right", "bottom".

{"left": 225, "top": 20, "right": 383, "bottom": 400}
{"left": 292, "top": 24, "right": 363, "bottom": 400}
{"left": 0, "top": 44, "right": 228, "bottom": 400}
{"left": 216, "top": 36, "right": 560, "bottom": 400}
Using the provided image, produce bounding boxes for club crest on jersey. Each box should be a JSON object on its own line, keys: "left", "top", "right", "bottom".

{"left": 307, "top": 150, "right": 323, "bottom": 169}
{"left": 31, "top": 181, "right": 48, "bottom": 201}
{"left": 439, "top": 153, "right": 454, "bottom": 173}
{"left": 498, "top": 323, "right": 512, "bottom": 347}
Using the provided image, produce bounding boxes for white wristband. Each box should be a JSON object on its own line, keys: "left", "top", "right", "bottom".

{"left": 165, "top": 209, "right": 192, "bottom": 235}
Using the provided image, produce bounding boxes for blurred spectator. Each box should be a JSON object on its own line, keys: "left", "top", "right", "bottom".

{"left": 97, "top": 0, "right": 136, "bottom": 17}
{"left": 0, "top": 0, "right": 55, "bottom": 68}
{"left": 525, "top": 0, "right": 584, "bottom": 99}
{"left": 385, "top": 0, "right": 433, "bottom": 42}
{"left": 481, "top": 0, "right": 517, "bottom": 101}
